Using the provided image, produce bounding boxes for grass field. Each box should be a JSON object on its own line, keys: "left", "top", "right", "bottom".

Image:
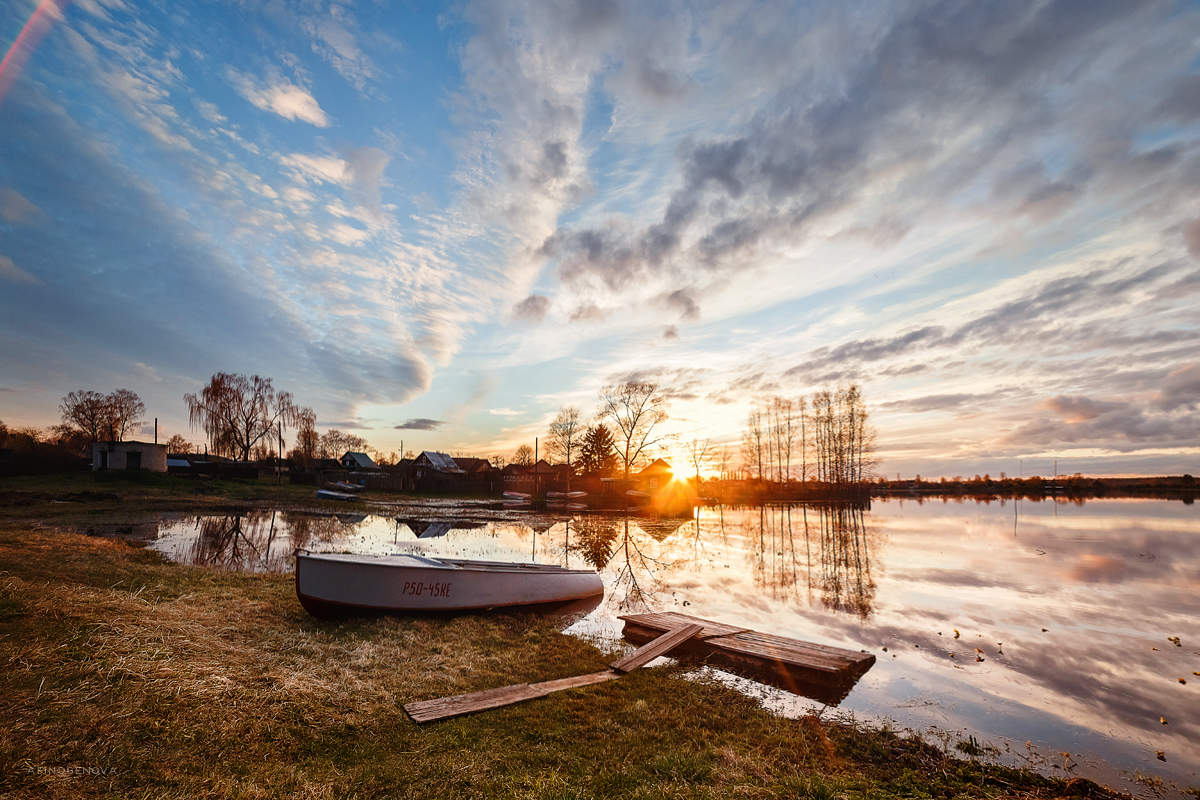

{"left": 0, "top": 474, "right": 1125, "bottom": 799}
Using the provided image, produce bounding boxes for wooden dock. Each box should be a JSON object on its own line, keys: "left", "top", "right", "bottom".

{"left": 619, "top": 611, "right": 875, "bottom": 704}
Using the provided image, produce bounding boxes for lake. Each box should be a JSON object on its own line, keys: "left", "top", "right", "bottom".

{"left": 126, "top": 497, "right": 1198, "bottom": 797}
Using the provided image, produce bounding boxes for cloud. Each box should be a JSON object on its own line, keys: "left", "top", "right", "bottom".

{"left": 395, "top": 418, "right": 443, "bottom": 431}
{"left": 0, "top": 188, "right": 40, "bottom": 224}
{"left": 1183, "top": 217, "right": 1200, "bottom": 258}
{"left": 662, "top": 287, "right": 700, "bottom": 321}
{"left": 662, "top": 325, "right": 679, "bottom": 340}
{"left": 0, "top": 255, "right": 39, "bottom": 284}
{"left": 227, "top": 68, "right": 330, "bottom": 126}
{"left": 512, "top": 293, "right": 550, "bottom": 321}
{"left": 1157, "top": 363, "right": 1200, "bottom": 411}
{"left": 301, "top": 8, "right": 379, "bottom": 91}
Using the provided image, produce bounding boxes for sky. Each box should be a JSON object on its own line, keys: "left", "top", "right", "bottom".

{"left": 1, "top": 0, "right": 1199, "bottom": 478}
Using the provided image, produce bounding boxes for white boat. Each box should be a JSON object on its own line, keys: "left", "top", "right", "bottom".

{"left": 502, "top": 490, "right": 531, "bottom": 501}
{"left": 546, "top": 490, "right": 587, "bottom": 499}
{"left": 295, "top": 552, "right": 603, "bottom": 615}
{"left": 316, "top": 489, "right": 357, "bottom": 501}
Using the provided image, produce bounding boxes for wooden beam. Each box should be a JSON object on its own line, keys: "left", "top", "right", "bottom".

{"left": 404, "top": 670, "right": 621, "bottom": 724}
{"left": 609, "top": 623, "right": 703, "bottom": 673}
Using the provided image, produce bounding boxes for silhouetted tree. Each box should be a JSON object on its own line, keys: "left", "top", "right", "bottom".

{"left": 317, "top": 429, "right": 368, "bottom": 459}
{"left": 184, "top": 373, "right": 299, "bottom": 462}
{"left": 294, "top": 408, "right": 317, "bottom": 459}
{"left": 578, "top": 424, "right": 617, "bottom": 475}
{"left": 597, "top": 382, "right": 669, "bottom": 479}
{"left": 58, "top": 390, "right": 109, "bottom": 445}
{"left": 512, "top": 444, "right": 535, "bottom": 465}
{"left": 104, "top": 388, "right": 144, "bottom": 442}
{"left": 742, "top": 408, "right": 765, "bottom": 480}
{"left": 165, "top": 434, "right": 192, "bottom": 454}
{"left": 546, "top": 406, "right": 584, "bottom": 468}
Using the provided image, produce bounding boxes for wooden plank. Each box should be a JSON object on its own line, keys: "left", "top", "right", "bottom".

{"left": 532, "top": 670, "right": 620, "bottom": 694}
{"left": 404, "top": 683, "right": 541, "bottom": 723}
{"left": 619, "top": 611, "right": 746, "bottom": 640}
{"left": 405, "top": 670, "right": 620, "bottom": 724}
{"left": 610, "top": 623, "right": 703, "bottom": 673}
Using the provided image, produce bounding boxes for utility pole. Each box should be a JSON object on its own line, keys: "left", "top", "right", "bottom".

{"left": 154, "top": 417, "right": 158, "bottom": 445}
{"left": 278, "top": 421, "right": 283, "bottom": 485}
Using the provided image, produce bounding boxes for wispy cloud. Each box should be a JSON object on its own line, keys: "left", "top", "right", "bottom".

{"left": 395, "top": 418, "right": 443, "bottom": 430}
{"left": 226, "top": 68, "right": 330, "bottom": 126}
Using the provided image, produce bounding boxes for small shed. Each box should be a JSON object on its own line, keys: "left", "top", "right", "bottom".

{"left": 340, "top": 451, "right": 380, "bottom": 471}
{"left": 93, "top": 441, "right": 168, "bottom": 472}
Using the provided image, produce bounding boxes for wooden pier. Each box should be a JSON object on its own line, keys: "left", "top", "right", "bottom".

{"left": 619, "top": 611, "right": 875, "bottom": 704}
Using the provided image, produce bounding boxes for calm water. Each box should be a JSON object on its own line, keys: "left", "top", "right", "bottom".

{"left": 132, "top": 498, "right": 1198, "bottom": 796}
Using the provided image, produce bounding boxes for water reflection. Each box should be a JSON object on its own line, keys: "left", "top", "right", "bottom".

{"left": 135, "top": 499, "right": 1199, "bottom": 796}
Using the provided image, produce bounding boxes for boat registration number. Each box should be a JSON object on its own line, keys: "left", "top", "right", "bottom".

{"left": 402, "top": 581, "right": 451, "bottom": 597}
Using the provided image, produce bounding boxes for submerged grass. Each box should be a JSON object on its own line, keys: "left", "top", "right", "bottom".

{"left": 0, "top": 523, "right": 1125, "bottom": 799}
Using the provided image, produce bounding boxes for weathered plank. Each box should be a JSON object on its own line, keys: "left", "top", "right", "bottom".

{"left": 532, "top": 670, "right": 621, "bottom": 695}
{"left": 404, "top": 670, "right": 621, "bottom": 723}
{"left": 609, "top": 623, "right": 703, "bottom": 673}
{"left": 404, "top": 683, "right": 542, "bottom": 723}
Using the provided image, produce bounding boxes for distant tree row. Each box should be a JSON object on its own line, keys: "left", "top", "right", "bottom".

{"left": 741, "top": 385, "right": 875, "bottom": 484}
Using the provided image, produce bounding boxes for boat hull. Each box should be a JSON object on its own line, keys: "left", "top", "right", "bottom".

{"left": 296, "top": 552, "right": 604, "bottom": 616}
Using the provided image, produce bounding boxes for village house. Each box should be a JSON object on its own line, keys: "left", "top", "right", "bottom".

{"left": 637, "top": 458, "right": 675, "bottom": 491}
{"left": 340, "top": 451, "right": 380, "bottom": 471}
{"left": 92, "top": 441, "right": 168, "bottom": 472}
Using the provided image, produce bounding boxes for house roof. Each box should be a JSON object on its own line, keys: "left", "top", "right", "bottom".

{"left": 639, "top": 458, "right": 673, "bottom": 475}
{"left": 341, "top": 451, "right": 378, "bottom": 469}
{"left": 453, "top": 457, "right": 493, "bottom": 473}
{"left": 417, "top": 451, "right": 463, "bottom": 473}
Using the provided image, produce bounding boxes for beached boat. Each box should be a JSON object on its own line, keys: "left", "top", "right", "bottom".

{"left": 295, "top": 551, "right": 604, "bottom": 615}
{"left": 546, "top": 490, "right": 587, "bottom": 499}
{"left": 503, "top": 490, "right": 531, "bottom": 501}
{"left": 316, "top": 489, "right": 357, "bottom": 501}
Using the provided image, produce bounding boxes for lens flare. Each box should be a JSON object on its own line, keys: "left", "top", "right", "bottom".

{"left": 0, "top": 0, "right": 69, "bottom": 106}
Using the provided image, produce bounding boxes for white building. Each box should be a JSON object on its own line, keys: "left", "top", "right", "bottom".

{"left": 92, "top": 441, "right": 168, "bottom": 472}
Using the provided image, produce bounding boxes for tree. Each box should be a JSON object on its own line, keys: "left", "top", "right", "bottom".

{"left": 317, "top": 429, "right": 368, "bottom": 459}
{"left": 165, "top": 434, "right": 192, "bottom": 454}
{"left": 294, "top": 407, "right": 318, "bottom": 462}
{"left": 59, "top": 390, "right": 109, "bottom": 445}
{"left": 742, "top": 407, "right": 765, "bottom": 480}
{"left": 597, "top": 382, "right": 669, "bottom": 479}
{"left": 184, "top": 373, "right": 299, "bottom": 462}
{"left": 685, "top": 437, "right": 713, "bottom": 481}
{"left": 512, "top": 444, "right": 535, "bottom": 466}
{"left": 104, "top": 388, "right": 145, "bottom": 442}
{"left": 546, "top": 406, "right": 584, "bottom": 468}
{"left": 578, "top": 424, "right": 617, "bottom": 475}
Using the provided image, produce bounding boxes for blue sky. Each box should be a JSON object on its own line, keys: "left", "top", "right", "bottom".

{"left": 2, "top": 0, "right": 1199, "bottom": 477}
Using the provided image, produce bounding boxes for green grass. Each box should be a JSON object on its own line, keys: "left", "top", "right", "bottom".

{"left": 0, "top": 521, "right": 1130, "bottom": 800}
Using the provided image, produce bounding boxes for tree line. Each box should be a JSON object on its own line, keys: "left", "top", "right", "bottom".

{"left": 741, "top": 385, "right": 875, "bottom": 484}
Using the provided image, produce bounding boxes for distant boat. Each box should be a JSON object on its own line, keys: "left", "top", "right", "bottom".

{"left": 325, "top": 481, "right": 363, "bottom": 493}
{"left": 295, "top": 552, "right": 604, "bottom": 615}
{"left": 503, "top": 490, "right": 532, "bottom": 501}
{"left": 546, "top": 490, "right": 587, "bottom": 499}
{"left": 316, "top": 489, "right": 357, "bottom": 501}
{"left": 625, "top": 489, "right": 649, "bottom": 498}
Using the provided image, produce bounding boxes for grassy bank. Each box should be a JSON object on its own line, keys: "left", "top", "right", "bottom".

{"left": 0, "top": 523, "right": 1125, "bottom": 800}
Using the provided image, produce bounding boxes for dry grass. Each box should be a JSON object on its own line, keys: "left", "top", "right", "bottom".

{"left": 0, "top": 525, "right": 1121, "bottom": 799}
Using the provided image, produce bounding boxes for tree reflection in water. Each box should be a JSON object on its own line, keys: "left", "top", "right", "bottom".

{"left": 184, "top": 511, "right": 345, "bottom": 571}
{"left": 568, "top": 516, "right": 688, "bottom": 611}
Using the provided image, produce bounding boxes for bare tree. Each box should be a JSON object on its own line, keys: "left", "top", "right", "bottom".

{"left": 512, "top": 444, "right": 535, "bottom": 465}
{"left": 184, "top": 373, "right": 299, "bottom": 462}
{"left": 104, "top": 388, "right": 145, "bottom": 442}
{"left": 597, "top": 382, "right": 669, "bottom": 479}
{"left": 741, "top": 407, "right": 766, "bottom": 481}
{"left": 317, "top": 429, "right": 368, "bottom": 459}
{"left": 545, "top": 406, "right": 585, "bottom": 468}
{"left": 59, "top": 390, "right": 108, "bottom": 445}
{"left": 165, "top": 434, "right": 192, "bottom": 454}
{"left": 685, "top": 437, "right": 713, "bottom": 481}
{"left": 294, "top": 407, "right": 318, "bottom": 462}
